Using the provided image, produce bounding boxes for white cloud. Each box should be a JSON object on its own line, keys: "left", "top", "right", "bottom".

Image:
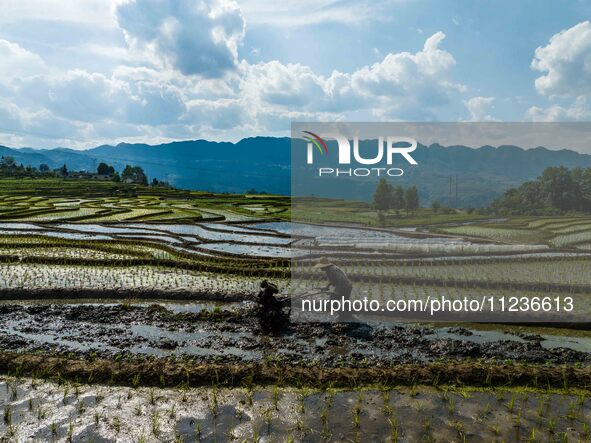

{"left": 116, "top": 0, "right": 245, "bottom": 77}
{"left": 532, "top": 21, "right": 591, "bottom": 97}
{"left": 527, "top": 21, "right": 591, "bottom": 122}
{"left": 526, "top": 97, "right": 590, "bottom": 122}
{"left": 17, "top": 69, "right": 187, "bottom": 126}
{"left": 238, "top": 0, "right": 397, "bottom": 27}
{"left": 0, "top": 0, "right": 121, "bottom": 26}
{"left": 463, "top": 96, "right": 497, "bottom": 121}
{"left": 0, "top": 0, "right": 467, "bottom": 147}
{"left": 240, "top": 32, "right": 463, "bottom": 121}
{"left": 0, "top": 39, "right": 47, "bottom": 80}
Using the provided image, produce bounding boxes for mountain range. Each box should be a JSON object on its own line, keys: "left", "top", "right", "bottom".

{"left": 2, "top": 137, "right": 591, "bottom": 207}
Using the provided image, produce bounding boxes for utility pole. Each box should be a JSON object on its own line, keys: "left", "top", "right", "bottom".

{"left": 449, "top": 176, "right": 452, "bottom": 207}
{"left": 455, "top": 174, "right": 458, "bottom": 208}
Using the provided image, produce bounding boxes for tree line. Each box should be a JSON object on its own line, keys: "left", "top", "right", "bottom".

{"left": 373, "top": 178, "right": 419, "bottom": 213}
{"left": 0, "top": 156, "right": 169, "bottom": 187}
{"left": 489, "top": 166, "right": 591, "bottom": 215}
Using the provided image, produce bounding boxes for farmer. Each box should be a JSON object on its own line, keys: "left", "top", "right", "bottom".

{"left": 256, "top": 280, "right": 290, "bottom": 331}
{"left": 257, "top": 279, "right": 281, "bottom": 311}
{"left": 314, "top": 257, "right": 353, "bottom": 321}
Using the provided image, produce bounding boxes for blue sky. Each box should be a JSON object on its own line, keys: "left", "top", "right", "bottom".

{"left": 0, "top": 0, "right": 590, "bottom": 149}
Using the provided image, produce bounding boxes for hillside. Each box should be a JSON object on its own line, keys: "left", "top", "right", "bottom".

{"left": 2, "top": 138, "right": 591, "bottom": 207}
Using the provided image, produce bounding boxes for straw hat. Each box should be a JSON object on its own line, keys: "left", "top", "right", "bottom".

{"left": 314, "top": 257, "right": 333, "bottom": 269}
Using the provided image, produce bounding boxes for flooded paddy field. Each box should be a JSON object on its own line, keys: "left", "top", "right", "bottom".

{"left": 1, "top": 377, "right": 591, "bottom": 442}
{"left": 0, "top": 300, "right": 590, "bottom": 367}
{"left": 1, "top": 198, "right": 591, "bottom": 441}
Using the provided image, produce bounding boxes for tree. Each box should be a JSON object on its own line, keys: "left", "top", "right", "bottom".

{"left": 121, "top": 165, "right": 147, "bottom": 185}
{"left": 0, "top": 156, "right": 16, "bottom": 169}
{"left": 39, "top": 164, "right": 50, "bottom": 172}
{"left": 97, "top": 162, "right": 115, "bottom": 175}
{"left": 489, "top": 166, "right": 591, "bottom": 215}
{"left": 390, "top": 186, "right": 404, "bottom": 211}
{"left": 541, "top": 166, "right": 581, "bottom": 212}
{"left": 431, "top": 200, "right": 441, "bottom": 213}
{"left": 59, "top": 164, "right": 68, "bottom": 177}
{"left": 373, "top": 178, "right": 392, "bottom": 211}
{"left": 405, "top": 186, "right": 419, "bottom": 213}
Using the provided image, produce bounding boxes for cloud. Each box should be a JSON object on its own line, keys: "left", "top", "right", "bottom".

{"left": 0, "top": 39, "right": 47, "bottom": 80}
{"left": 526, "top": 96, "right": 590, "bottom": 122}
{"left": 0, "top": 0, "right": 467, "bottom": 148}
{"left": 527, "top": 21, "right": 591, "bottom": 122}
{"left": 532, "top": 21, "right": 591, "bottom": 97}
{"left": 116, "top": 0, "right": 245, "bottom": 77}
{"left": 15, "top": 68, "right": 187, "bottom": 127}
{"left": 350, "top": 32, "right": 463, "bottom": 117}
{"left": 463, "top": 96, "right": 497, "bottom": 121}
{"left": 0, "top": 0, "right": 120, "bottom": 26}
{"left": 240, "top": 32, "right": 463, "bottom": 121}
{"left": 238, "top": 0, "right": 396, "bottom": 27}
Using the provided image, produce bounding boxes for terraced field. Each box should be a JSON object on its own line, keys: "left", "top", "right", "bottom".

{"left": 435, "top": 216, "right": 591, "bottom": 249}
{"left": 0, "top": 182, "right": 288, "bottom": 224}
{"left": 1, "top": 179, "right": 590, "bottom": 441}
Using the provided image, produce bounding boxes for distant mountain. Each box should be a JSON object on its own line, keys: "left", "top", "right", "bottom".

{"left": 2, "top": 137, "right": 591, "bottom": 207}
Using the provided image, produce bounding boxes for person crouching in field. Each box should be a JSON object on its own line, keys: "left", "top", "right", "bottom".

{"left": 314, "top": 257, "right": 353, "bottom": 321}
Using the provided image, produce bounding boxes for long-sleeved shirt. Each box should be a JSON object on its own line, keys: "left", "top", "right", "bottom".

{"left": 324, "top": 265, "right": 352, "bottom": 292}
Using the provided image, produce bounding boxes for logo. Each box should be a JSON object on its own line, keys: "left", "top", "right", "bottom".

{"left": 302, "top": 131, "right": 328, "bottom": 156}
{"left": 303, "top": 131, "right": 418, "bottom": 177}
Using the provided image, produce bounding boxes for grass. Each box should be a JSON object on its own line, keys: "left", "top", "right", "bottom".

{"left": 2, "top": 351, "right": 591, "bottom": 390}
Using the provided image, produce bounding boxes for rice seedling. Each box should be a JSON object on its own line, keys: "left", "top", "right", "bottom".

{"left": 3, "top": 406, "right": 12, "bottom": 426}
{"left": 506, "top": 393, "right": 516, "bottom": 414}
{"left": 447, "top": 397, "right": 455, "bottom": 415}
{"left": 272, "top": 385, "right": 280, "bottom": 410}
{"left": 548, "top": 416, "right": 557, "bottom": 434}
{"left": 67, "top": 421, "right": 75, "bottom": 442}
{"left": 352, "top": 404, "right": 361, "bottom": 429}
{"left": 151, "top": 411, "right": 161, "bottom": 436}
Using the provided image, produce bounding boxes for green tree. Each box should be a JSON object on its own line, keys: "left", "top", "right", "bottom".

{"left": 541, "top": 166, "right": 580, "bottom": 211}
{"left": 39, "top": 164, "right": 50, "bottom": 172}
{"left": 121, "top": 165, "right": 147, "bottom": 185}
{"left": 431, "top": 200, "right": 441, "bottom": 213}
{"left": 0, "top": 156, "right": 16, "bottom": 169}
{"left": 489, "top": 166, "right": 591, "bottom": 215}
{"left": 390, "top": 186, "right": 405, "bottom": 211}
{"left": 97, "top": 162, "right": 115, "bottom": 175}
{"left": 405, "top": 186, "right": 419, "bottom": 213}
{"left": 373, "top": 178, "right": 392, "bottom": 211}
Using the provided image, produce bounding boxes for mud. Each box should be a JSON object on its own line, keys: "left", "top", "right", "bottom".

{"left": 0, "top": 302, "right": 590, "bottom": 371}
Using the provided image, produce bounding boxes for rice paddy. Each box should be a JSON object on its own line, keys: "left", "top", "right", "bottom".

{"left": 1, "top": 377, "right": 590, "bottom": 442}
{"left": 0, "top": 179, "right": 590, "bottom": 441}
{"left": 435, "top": 216, "right": 591, "bottom": 249}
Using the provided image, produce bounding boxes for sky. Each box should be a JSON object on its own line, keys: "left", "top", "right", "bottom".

{"left": 0, "top": 0, "right": 590, "bottom": 150}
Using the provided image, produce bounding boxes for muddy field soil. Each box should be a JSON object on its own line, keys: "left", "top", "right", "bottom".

{"left": 1, "top": 376, "right": 590, "bottom": 442}
{"left": 0, "top": 302, "right": 590, "bottom": 367}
